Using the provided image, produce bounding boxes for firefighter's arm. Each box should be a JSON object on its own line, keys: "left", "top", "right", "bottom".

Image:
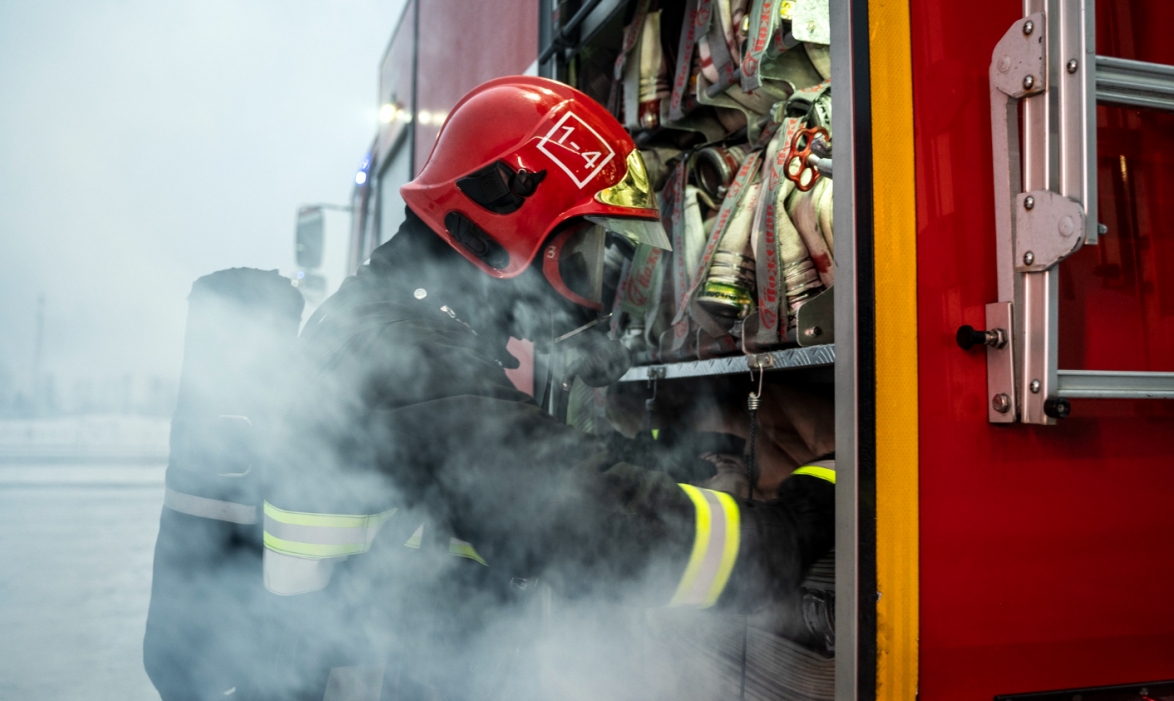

{"left": 384, "top": 395, "right": 833, "bottom": 609}
{"left": 594, "top": 459, "right": 835, "bottom": 610}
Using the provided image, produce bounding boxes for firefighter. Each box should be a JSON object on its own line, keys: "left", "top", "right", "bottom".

{"left": 257, "top": 76, "right": 834, "bottom": 700}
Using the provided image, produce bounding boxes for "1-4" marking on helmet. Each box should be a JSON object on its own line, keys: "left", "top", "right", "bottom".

{"left": 537, "top": 112, "right": 616, "bottom": 189}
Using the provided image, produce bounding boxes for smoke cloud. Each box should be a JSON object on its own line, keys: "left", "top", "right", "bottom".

{"left": 0, "top": 4, "right": 836, "bottom": 699}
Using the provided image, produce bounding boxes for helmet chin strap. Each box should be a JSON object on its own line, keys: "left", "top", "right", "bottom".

{"left": 547, "top": 310, "right": 632, "bottom": 390}
{"left": 553, "top": 314, "right": 611, "bottom": 345}
{"left": 541, "top": 309, "right": 603, "bottom": 412}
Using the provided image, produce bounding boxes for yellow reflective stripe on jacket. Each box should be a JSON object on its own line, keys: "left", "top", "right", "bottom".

{"left": 262, "top": 534, "right": 364, "bottom": 559}
{"left": 668, "top": 484, "right": 741, "bottom": 608}
{"left": 404, "top": 524, "right": 424, "bottom": 549}
{"left": 792, "top": 465, "right": 836, "bottom": 484}
{"left": 449, "top": 538, "right": 488, "bottom": 566}
{"left": 402, "top": 524, "right": 487, "bottom": 566}
{"left": 262, "top": 502, "right": 396, "bottom": 559}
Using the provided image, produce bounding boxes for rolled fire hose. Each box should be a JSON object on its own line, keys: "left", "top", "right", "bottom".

{"left": 805, "top": 43, "right": 832, "bottom": 80}
{"left": 763, "top": 120, "right": 824, "bottom": 331}
{"left": 741, "top": 0, "right": 783, "bottom": 93}
{"left": 698, "top": 0, "right": 742, "bottom": 89}
{"left": 682, "top": 185, "right": 708, "bottom": 277}
{"left": 696, "top": 178, "right": 763, "bottom": 326}
{"left": 638, "top": 11, "right": 670, "bottom": 129}
{"left": 815, "top": 175, "right": 834, "bottom": 253}
{"left": 787, "top": 177, "right": 834, "bottom": 288}
{"left": 668, "top": 0, "right": 701, "bottom": 122}
{"left": 671, "top": 152, "right": 760, "bottom": 349}
{"left": 662, "top": 163, "right": 709, "bottom": 356}
{"left": 620, "top": 243, "right": 669, "bottom": 347}
{"left": 622, "top": 9, "right": 669, "bottom": 130}
{"left": 697, "top": 74, "right": 778, "bottom": 144}
{"left": 783, "top": 87, "right": 834, "bottom": 289}
{"left": 641, "top": 146, "right": 683, "bottom": 192}
{"left": 752, "top": 119, "right": 787, "bottom": 343}
{"left": 607, "top": 0, "right": 652, "bottom": 116}
{"left": 695, "top": 0, "right": 777, "bottom": 142}
{"left": 743, "top": 0, "right": 829, "bottom": 96}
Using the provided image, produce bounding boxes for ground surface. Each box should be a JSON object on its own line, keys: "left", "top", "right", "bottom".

{"left": 0, "top": 462, "right": 164, "bottom": 700}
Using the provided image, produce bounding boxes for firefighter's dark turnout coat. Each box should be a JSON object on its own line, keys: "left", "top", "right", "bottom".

{"left": 257, "top": 214, "right": 835, "bottom": 700}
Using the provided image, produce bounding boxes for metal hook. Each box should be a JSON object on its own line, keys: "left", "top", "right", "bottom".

{"left": 747, "top": 357, "right": 766, "bottom": 411}
{"left": 745, "top": 357, "right": 767, "bottom": 502}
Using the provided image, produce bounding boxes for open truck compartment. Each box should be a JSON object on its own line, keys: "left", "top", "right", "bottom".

{"left": 541, "top": 6, "right": 842, "bottom": 697}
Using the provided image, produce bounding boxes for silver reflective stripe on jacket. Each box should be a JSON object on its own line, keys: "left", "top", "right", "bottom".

{"left": 163, "top": 487, "right": 257, "bottom": 525}
{"left": 263, "top": 548, "right": 344, "bottom": 596}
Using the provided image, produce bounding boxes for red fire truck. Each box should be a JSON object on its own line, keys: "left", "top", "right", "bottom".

{"left": 295, "top": 0, "right": 1174, "bottom": 698}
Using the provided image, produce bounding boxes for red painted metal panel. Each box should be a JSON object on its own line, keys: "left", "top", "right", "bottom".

{"left": 413, "top": 0, "right": 538, "bottom": 175}
{"left": 911, "top": 1, "right": 1174, "bottom": 698}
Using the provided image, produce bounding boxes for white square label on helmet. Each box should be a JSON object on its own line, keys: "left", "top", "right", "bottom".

{"left": 536, "top": 112, "right": 616, "bottom": 189}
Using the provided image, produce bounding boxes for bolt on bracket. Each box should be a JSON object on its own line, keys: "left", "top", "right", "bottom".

{"left": 991, "top": 12, "right": 1047, "bottom": 100}
{"left": 985, "top": 301, "right": 1017, "bottom": 423}
{"left": 747, "top": 353, "right": 776, "bottom": 371}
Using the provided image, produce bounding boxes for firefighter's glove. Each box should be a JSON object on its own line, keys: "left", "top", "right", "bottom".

{"left": 725, "top": 470, "right": 835, "bottom": 610}
{"left": 699, "top": 452, "right": 750, "bottom": 499}
{"left": 603, "top": 432, "right": 698, "bottom": 481}
{"left": 560, "top": 328, "right": 632, "bottom": 387}
{"left": 667, "top": 430, "right": 745, "bottom": 485}
{"left": 604, "top": 430, "right": 739, "bottom": 483}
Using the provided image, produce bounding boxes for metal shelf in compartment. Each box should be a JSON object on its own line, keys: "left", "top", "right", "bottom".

{"left": 616, "top": 344, "right": 835, "bottom": 382}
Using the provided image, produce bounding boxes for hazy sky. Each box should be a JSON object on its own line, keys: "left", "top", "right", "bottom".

{"left": 0, "top": 0, "right": 405, "bottom": 395}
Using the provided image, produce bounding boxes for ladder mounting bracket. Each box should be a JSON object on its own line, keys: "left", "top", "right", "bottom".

{"left": 1014, "top": 190, "right": 1086, "bottom": 271}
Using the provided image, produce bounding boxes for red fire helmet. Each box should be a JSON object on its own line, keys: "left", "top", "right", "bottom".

{"left": 401, "top": 76, "right": 669, "bottom": 309}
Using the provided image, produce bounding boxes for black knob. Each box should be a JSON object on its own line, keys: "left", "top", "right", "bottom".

{"left": 1043, "top": 397, "right": 1071, "bottom": 420}
{"left": 956, "top": 325, "right": 1007, "bottom": 351}
{"left": 956, "top": 325, "right": 986, "bottom": 350}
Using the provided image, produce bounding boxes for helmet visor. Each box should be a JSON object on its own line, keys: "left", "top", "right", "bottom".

{"left": 585, "top": 216, "right": 671, "bottom": 251}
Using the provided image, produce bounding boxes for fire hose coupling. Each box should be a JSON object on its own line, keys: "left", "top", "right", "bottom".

{"left": 804, "top": 133, "right": 833, "bottom": 179}
{"left": 955, "top": 324, "right": 1007, "bottom": 351}
{"left": 691, "top": 144, "right": 748, "bottom": 204}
